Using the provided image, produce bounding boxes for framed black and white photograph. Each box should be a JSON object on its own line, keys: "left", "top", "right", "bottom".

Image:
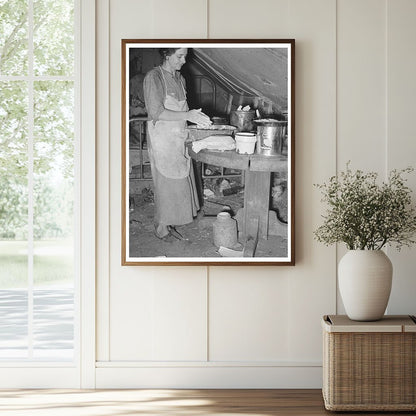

{"left": 122, "top": 39, "right": 295, "bottom": 265}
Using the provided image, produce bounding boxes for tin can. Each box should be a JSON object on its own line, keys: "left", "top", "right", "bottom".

{"left": 255, "top": 120, "right": 287, "bottom": 156}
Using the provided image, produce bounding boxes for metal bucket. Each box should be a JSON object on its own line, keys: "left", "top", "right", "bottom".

{"left": 230, "top": 110, "right": 256, "bottom": 132}
{"left": 255, "top": 120, "right": 287, "bottom": 155}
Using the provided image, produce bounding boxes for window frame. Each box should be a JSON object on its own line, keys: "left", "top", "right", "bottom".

{"left": 0, "top": 0, "right": 96, "bottom": 388}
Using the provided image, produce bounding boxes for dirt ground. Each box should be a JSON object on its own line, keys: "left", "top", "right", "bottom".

{"left": 128, "top": 188, "right": 288, "bottom": 259}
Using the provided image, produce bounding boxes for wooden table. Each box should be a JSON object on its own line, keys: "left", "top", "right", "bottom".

{"left": 188, "top": 146, "right": 288, "bottom": 239}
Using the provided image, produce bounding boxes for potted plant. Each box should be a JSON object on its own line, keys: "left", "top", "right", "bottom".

{"left": 314, "top": 164, "right": 416, "bottom": 321}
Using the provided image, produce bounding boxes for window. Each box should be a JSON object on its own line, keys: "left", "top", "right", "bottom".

{"left": 0, "top": 0, "right": 78, "bottom": 361}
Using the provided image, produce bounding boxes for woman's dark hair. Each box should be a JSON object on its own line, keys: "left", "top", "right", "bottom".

{"left": 159, "top": 48, "right": 180, "bottom": 62}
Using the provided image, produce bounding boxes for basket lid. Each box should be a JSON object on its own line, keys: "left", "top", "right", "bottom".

{"left": 322, "top": 315, "right": 416, "bottom": 333}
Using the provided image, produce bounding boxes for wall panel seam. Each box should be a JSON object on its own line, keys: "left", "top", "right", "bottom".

{"left": 335, "top": 0, "right": 338, "bottom": 314}
{"left": 385, "top": 0, "right": 389, "bottom": 176}
{"left": 207, "top": 0, "right": 210, "bottom": 38}
{"left": 206, "top": 266, "right": 210, "bottom": 362}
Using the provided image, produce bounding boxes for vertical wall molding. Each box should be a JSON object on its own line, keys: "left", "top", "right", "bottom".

{"left": 385, "top": 0, "right": 389, "bottom": 177}
{"left": 206, "top": 0, "right": 210, "bottom": 38}
{"left": 206, "top": 266, "right": 210, "bottom": 361}
{"left": 80, "top": 0, "right": 96, "bottom": 388}
{"left": 96, "top": 0, "right": 111, "bottom": 363}
{"left": 335, "top": 0, "right": 339, "bottom": 314}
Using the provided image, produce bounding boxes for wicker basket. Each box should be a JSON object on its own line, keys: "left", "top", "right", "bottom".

{"left": 322, "top": 315, "right": 416, "bottom": 411}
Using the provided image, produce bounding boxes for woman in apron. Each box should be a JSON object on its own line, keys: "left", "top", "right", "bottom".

{"left": 143, "top": 48, "right": 211, "bottom": 241}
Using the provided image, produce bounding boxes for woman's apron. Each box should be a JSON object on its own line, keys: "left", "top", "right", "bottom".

{"left": 147, "top": 67, "right": 190, "bottom": 179}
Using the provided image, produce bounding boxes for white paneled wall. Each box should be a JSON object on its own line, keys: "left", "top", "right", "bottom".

{"left": 209, "top": 0, "right": 290, "bottom": 38}
{"left": 335, "top": 0, "right": 388, "bottom": 312}
{"left": 386, "top": 0, "right": 416, "bottom": 313}
{"left": 96, "top": 0, "right": 416, "bottom": 388}
{"left": 337, "top": 0, "right": 387, "bottom": 172}
{"left": 208, "top": 268, "right": 290, "bottom": 362}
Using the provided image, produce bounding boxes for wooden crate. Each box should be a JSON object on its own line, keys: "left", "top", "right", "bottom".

{"left": 322, "top": 315, "right": 416, "bottom": 411}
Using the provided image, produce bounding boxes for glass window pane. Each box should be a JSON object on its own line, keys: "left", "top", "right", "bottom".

{"left": 0, "top": 81, "right": 28, "bottom": 241}
{"left": 33, "top": 0, "right": 74, "bottom": 76}
{"left": 0, "top": 289, "right": 28, "bottom": 359}
{"left": 0, "top": 81, "right": 29, "bottom": 359}
{"left": 0, "top": 0, "right": 28, "bottom": 76}
{"left": 33, "top": 287, "right": 74, "bottom": 360}
{"left": 34, "top": 80, "right": 74, "bottom": 160}
{"left": 33, "top": 80, "right": 74, "bottom": 359}
{"left": 33, "top": 81, "right": 74, "bottom": 253}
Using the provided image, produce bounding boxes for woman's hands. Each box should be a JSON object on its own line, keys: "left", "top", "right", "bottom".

{"left": 187, "top": 108, "right": 212, "bottom": 128}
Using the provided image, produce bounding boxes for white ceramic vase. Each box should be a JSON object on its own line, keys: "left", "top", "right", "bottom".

{"left": 338, "top": 250, "right": 393, "bottom": 321}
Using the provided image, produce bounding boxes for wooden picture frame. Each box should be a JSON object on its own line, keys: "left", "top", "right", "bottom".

{"left": 122, "top": 39, "right": 295, "bottom": 265}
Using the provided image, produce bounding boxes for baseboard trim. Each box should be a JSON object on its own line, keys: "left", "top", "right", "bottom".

{"left": 96, "top": 365, "right": 323, "bottom": 388}
{"left": 0, "top": 367, "right": 80, "bottom": 388}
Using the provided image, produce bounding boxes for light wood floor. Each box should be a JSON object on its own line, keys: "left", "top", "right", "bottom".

{"left": 0, "top": 389, "right": 413, "bottom": 415}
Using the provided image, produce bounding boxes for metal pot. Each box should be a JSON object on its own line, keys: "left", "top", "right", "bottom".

{"left": 230, "top": 110, "right": 256, "bottom": 132}
{"left": 254, "top": 119, "right": 287, "bottom": 155}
